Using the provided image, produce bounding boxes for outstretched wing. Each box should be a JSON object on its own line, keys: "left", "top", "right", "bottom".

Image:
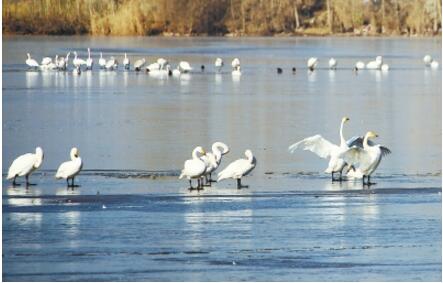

{"left": 288, "top": 135, "right": 339, "bottom": 159}
{"left": 380, "top": 146, "right": 391, "bottom": 158}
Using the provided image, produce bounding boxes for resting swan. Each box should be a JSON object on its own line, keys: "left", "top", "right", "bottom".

{"left": 307, "top": 57, "right": 318, "bottom": 71}
{"left": 201, "top": 142, "right": 230, "bottom": 185}
{"left": 340, "top": 131, "right": 391, "bottom": 185}
{"left": 179, "top": 146, "right": 207, "bottom": 189}
{"left": 288, "top": 117, "right": 352, "bottom": 181}
{"left": 217, "top": 149, "right": 256, "bottom": 189}
{"left": 55, "top": 147, "right": 83, "bottom": 187}
{"left": 215, "top": 58, "right": 224, "bottom": 72}
{"left": 7, "top": 147, "right": 44, "bottom": 186}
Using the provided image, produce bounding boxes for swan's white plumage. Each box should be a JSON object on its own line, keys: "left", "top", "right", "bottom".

{"left": 179, "top": 146, "right": 206, "bottom": 180}
{"left": 430, "top": 60, "right": 439, "bottom": 69}
{"left": 26, "top": 53, "right": 39, "bottom": 68}
{"left": 55, "top": 147, "right": 83, "bottom": 180}
{"left": 86, "top": 48, "right": 93, "bottom": 69}
{"left": 329, "top": 58, "right": 337, "bottom": 69}
{"left": 179, "top": 61, "right": 192, "bottom": 73}
{"left": 355, "top": 61, "right": 365, "bottom": 69}
{"left": 288, "top": 117, "right": 351, "bottom": 174}
{"left": 231, "top": 58, "right": 240, "bottom": 69}
{"left": 99, "top": 52, "right": 106, "bottom": 68}
{"left": 215, "top": 57, "right": 224, "bottom": 72}
{"left": 423, "top": 55, "right": 433, "bottom": 66}
{"left": 217, "top": 150, "right": 256, "bottom": 182}
{"left": 366, "top": 56, "right": 383, "bottom": 69}
{"left": 202, "top": 142, "right": 230, "bottom": 176}
{"left": 340, "top": 131, "right": 391, "bottom": 179}
{"left": 307, "top": 57, "right": 318, "bottom": 69}
{"left": 41, "top": 57, "right": 52, "bottom": 65}
{"left": 381, "top": 64, "right": 389, "bottom": 71}
{"left": 105, "top": 57, "right": 117, "bottom": 70}
{"left": 134, "top": 58, "right": 146, "bottom": 70}
{"left": 7, "top": 147, "right": 44, "bottom": 180}
{"left": 73, "top": 51, "right": 87, "bottom": 68}
{"left": 123, "top": 53, "right": 130, "bottom": 69}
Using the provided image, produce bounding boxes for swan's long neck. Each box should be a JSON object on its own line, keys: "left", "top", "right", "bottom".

{"left": 339, "top": 120, "right": 346, "bottom": 146}
{"left": 192, "top": 148, "right": 202, "bottom": 160}
{"left": 88, "top": 48, "right": 91, "bottom": 59}
{"left": 35, "top": 149, "right": 44, "bottom": 168}
{"left": 70, "top": 151, "right": 78, "bottom": 161}
{"left": 363, "top": 134, "right": 370, "bottom": 149}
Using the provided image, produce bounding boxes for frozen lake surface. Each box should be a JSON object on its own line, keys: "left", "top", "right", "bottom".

{"left": 2, "top": 36, "right": 442, "bottom": 281}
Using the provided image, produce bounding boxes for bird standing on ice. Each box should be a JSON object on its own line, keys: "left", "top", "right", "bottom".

{"left": 123, "top": 53, "right": 130, "bottom": 70}
{"left": 307, "top": 57, "right": 318, "bottom": 71}
{"left": 329, "top": 58, "right": 337, "bottom": 70}
{"left": 55, "top": 147, "right": 83, "bottom": 187}
{"left": 7, "top": 147, "right": 44, "bottom": 187}
{"left": 26, "top": 53, "right": 39, "bottom": 69}
{"left": 179, "top": 146, "right": 207, "bottom": 190}
{"left": 215, "top": 58, "right": 224, "bottom": 72}
{"left": 217, "top": 149, "right": 256, "bottom": 189}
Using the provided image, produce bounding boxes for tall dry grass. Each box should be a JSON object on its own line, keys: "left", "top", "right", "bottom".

{"left": 2, "top": 0, "right": 441, "bottom": 36}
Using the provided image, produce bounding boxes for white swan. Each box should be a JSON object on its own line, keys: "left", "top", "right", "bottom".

{"left": 41, "top": 55, "right": 58, "bottom": 71}
{"left": 232, "top": 66, "right": 241, "bottom": 76}
{"left": 7, "top": 147, "right": 44, "bottom": 186}
{"left": 215, "top": 57, "right": 224, "bottom": 72}
{"left": 26, "top": 53, "right": 39, "bottom": 69}
{"left": 57, "top": 52, "right": 69, "bottom": 70}
{"left": 134, "top": 58, "right": 145, "bottom": 71}
{"left": 329, "top": 57, "right": 337, "bottom": 70}
{"left": 381, "top": 64, "right": 389, "bottom": 71}
{"left": 86, "top": 48, "right": 93, "bottom": 70}
{"left": 99, "top": 52, "right": 106, "bottom": 69}
{"left": 123, "top": 53, "right": 130, "bottom": 70}
{"left": 366, "top": 56, "right": 383, "bottom": 70}
{"left": 73, "top": 51, "right": 87, "bottom": 68}
{"left": 105, "top": 57, "right": 117, "bottom": 70}
{"left": 288, "top": 117, "right": 352, "bottom": 181}
{"left": 430, "top": 60, "right": 439, "bottom": 69}
{"left": 307, "top": 57, "right": 318, "bottom": 71}
{"left": 201, "top": 142, "right": 230, "bottom": 185}
{"left": 423, "top": 55, "right": 433, "bottom": 66}
{"left": 179, "top": 61, "right": 192, "bottom": 73}
{"left": 147, "top": 63, "right": 171, "bottom": 76}
{"left": 172, "top": 67, "right": 181, "bottom": 76}
{"left": 41, "top": 56, "right": 52, "bottom": 66}
{"left": 146, "top": 62, "right": 160, "bottom": 72}
{"left": 179, "top": 146, "right": 207, "bottom": 189}
{"left": 217, "top": 150, "right": 256, "bottom": 189}
{"left": 340, "top": 131, "right": 391, "bottom": 185}
{"left": 55, "top": 147, "right": 83, "bottom": 187}
{"left": 231, "top": 58, "right": 240, "bottom": 69}
{"left": 157, "top": 58, "right": 168, "bottom": 69}
{"left": 355, "top": 61, "right": 365, "bottom": 70}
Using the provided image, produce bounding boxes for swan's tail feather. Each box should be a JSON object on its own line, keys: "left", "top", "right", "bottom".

{"left": 6, "top": 172, "right": 14, "bottom": 180}
{"left": 179, "top": 171, "right": 185, "bottom": 179}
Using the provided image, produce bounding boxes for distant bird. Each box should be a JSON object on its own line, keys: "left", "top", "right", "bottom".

{"left": 157, "top": 58, "right": 168, "bottom": 69}
{"left": 215, "top": 57, "right": 224, "bottom": 72}
{"left": 201, "top": 65, "right": 205, "bottom": 72}
{"left": 86, "top": 48, "right": 93, "bottom": 70}
{"left": 329, "top": 57, "right": 337, "bottom": 70}
{"left": 277, "top": 67, "right": 283, "bottom": 74}
{"left": 105, "top": 57, "right": 117, "bottom": 70}
{"left": 423, "top": 55, "right": 433, "bottom": 66}
{"left": 430, "top": 60, "right": 439, "bottom": 69}
{"left": 26, "top": 53, "right": 39, "bottom": 69}
{"left": 7, "top": 147, "right": 44, "bottom": 187}
{"left": 73, "top": 66, "right": 81, "bottom": 75}
{"left": 146, "top": 62, "right": 160, "bottom": 72}
{"left": 57, "top": 52, "right": 69, "bottom": 70}
{"left": 288, "top": 117, "right": 352, "bottom": 181}
{"left": 172, "top": 67, "right": 181, "bottom": 76}
{"left": 123, "top": 53, "right": 130, "bottom": 70}
{"left": 231, "top": 58, "right": 241, "bottom": 69}
{"left": 232, "top": 66, "right": 241, "bottom": 76}
{"left": 366, "top": 56, "right": 383, "bottom": 70}
{"left": 179, "top": 146, "right": 207, "bottom": 190}
{"left": 307, "top": 57, "right": 318, "bottom": 71}
{"left": 341, "top": 131, "right": 391, "bottom": 185}
{"left": 292, "top": 67, "right": 296, "bottom": 74}
{"left": 353, "top": 66, "right": 358, "bottom": 73}
{"left": 55, "top": 147, "right": 83, "bottom": 187}
{"left": 133, "top": 58, "right": 146, "bottom": 71}
{"left": 99, "top": 52, "right": 106, "bottom": 69}
{"left": 217, "top": 149, "right": 256, "bottom": 189}
{"left": 179, "top": 61, "right": 192, "bottom": 73}
{"left": 73, "top": 51, "right": 87, "bottom": 68}
{"left": 41, "top": 56, "right": 52, "bottom": 66}
{"left": 355, "top": 61, "right": 365, "bottom": 70}
{"left": 381, "top": 64, "right": 389, "bottom": 71}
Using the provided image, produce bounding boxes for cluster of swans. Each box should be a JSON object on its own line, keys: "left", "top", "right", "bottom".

{"left": 179, "top": 142, "right": 256, "bottom": 190}
{"left": 7, "top": 147, "right": 83, "bottom": 188}
{"left": 288, "top": 117, "right": 391, "bottom": 185}
{"left": 305, "top": 54, "right": 439, "bottom": 72}
{"left": 25, "top": 51, "right": 242, "bottom": 76}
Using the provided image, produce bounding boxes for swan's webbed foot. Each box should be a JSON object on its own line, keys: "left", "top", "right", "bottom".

{"left": 236, "top": 179, "right": 249, "bottom": 189}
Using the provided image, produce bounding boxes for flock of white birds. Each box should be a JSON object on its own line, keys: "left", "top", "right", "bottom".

{"left": 7, "top": 116, "right": 388, "bottom": 189}
{"left": 25, "top": 50, "right": 242, "bottom": 76}
{"left": 25, "top": 50, "right": 439, "bottom": 76}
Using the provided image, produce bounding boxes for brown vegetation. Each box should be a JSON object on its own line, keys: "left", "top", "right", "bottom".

{"left": 2, "top": 0, "right": 441, "bottom": 36}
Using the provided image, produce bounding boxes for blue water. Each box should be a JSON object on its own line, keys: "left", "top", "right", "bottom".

{"left": 2, "top": 36, "right": 442, "bottom": 281}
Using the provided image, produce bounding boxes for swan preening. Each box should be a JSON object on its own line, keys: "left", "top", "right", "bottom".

{"left": 55, "top": 147, "right": 83, "bottom": 187}
{"left": 134, "top": 58, "right": 146, "bottom": 71}
{"left": 179, "top": 146, "right": 207, "bottom": 189}
{"left": 201, "top": 142, "right": 230, "bottom": 185}
{"left": 307, "top": 57, "right": 318, "bottom": 71}
{"left": 7, "top": 147, "right": 44, "bottom": 186}
{"left": 288, "top": 117, "right": 390, "bottom": 185}
{"left": 217, "top": 150, "right": 256, "bottom": 189}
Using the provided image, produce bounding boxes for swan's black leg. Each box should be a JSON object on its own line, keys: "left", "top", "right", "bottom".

{"left": 237, "top": 179, "right": 241, "bottom": 189}
{"left": 188, "top": 179, "right": 194, "bottom": 190}
{"left": 367, "top": 175, "right": 376, "bottom": 186}
{"left": 66, "top": 178, "right": 70, "bottom": 187}
{"left": 12, "top": 175, "right": 19, "bottom": 187}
